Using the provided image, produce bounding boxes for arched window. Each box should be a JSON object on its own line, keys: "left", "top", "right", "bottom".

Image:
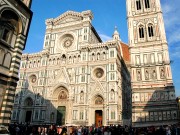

{"left": 3, "top": 53, "right": 11, "bottom": 68}
{"left": 80, "top": 91, "right": 84, "bottom": 102}
{"left": 73, "top": 56, "right": 76, "bottom": 63}
{"left": 53, "top": 58, "right": 56, "bottom": 64}
{"left": 103, "top": 52, "right": 106, "bottom": 59}
{"left": 69, "top": 56, "right": 72, "bottom": 63}
{"left": 92, "top": 53, "right": 95, "bottom": 61}
{"left": 0, "top": 10, "right": 20, "bottom": 47}
{"left": 97, "top": 53, "right": 100, "bottom": 60}
{"left": 136, "top": 0, "right": 141, "bottom": 10}
{"left": 78, "top": 55, "right": 81, "bottom": 62}
{"left": 139, "top": 26, "right": 144, "bottom": 38}
{"left": 144, "top": 0, "right": 150, "bottom": 8}
{"left": 57, "top": 58, "right": 60, "bottom": 64}
{"left": 61, "top": 54, "right": 66, "bottom": 64}
{"left": 148, "top": 25, "right": 154, "bottom": 37}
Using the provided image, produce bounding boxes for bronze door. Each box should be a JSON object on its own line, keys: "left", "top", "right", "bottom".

{"left": 95, "top": 110, "right": 102, "bottom": 127}
{"left": 56, "top": 106, "right": 66, "bottom": 125}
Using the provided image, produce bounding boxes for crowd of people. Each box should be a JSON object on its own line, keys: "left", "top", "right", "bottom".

{"left": 8, "top": 122, "right": 180, "bottom": 135}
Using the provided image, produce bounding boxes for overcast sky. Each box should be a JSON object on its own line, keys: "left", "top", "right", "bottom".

{"left": 24, "top": 0, "right": 180, "bottom": 96}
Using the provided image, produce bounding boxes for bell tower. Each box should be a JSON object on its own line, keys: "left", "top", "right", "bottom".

{"left": 126, "top": 0, "right": 178, "bottom": 126}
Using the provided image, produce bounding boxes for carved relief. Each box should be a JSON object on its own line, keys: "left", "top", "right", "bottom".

{"left": 59, "top": 90, "right": 67, "bottom": 100}
{"left": 95, "top": 96, "right": 103, "bottom": 104}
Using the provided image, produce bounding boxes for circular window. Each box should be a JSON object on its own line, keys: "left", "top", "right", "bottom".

{"left": 29, "top": 75, "right": 37, "bottom": 83}
{"left": 61, "top": 34, "right": 74, "bottom": 49}
{"left": 63, "top": 37, "right": 73, "bottom": 48}
{"left": 93, "top": 68, "right": 104, "bottom": 79}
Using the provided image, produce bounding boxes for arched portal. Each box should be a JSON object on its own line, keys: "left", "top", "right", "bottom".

{"left": 54, "top": 86, "right": 69, "bottom": 125}
{"left": 94, "top": 95, "right": 104, "bottom": 127}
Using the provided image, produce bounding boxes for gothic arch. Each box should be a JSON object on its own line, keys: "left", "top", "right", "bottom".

{"left": 137, "top": 22, "right": 145, "bottom": 39}
{"left": 24, "top": 97, "right": 33, "bottom": 106}
{"left": 146, "top": 22, "right": 154, "bottom": 38}
{"left": 52, "top": 84, "right": 69, "bottom": 99}
{"left": 93, "top": 95, "right": 104, "bottom": 105}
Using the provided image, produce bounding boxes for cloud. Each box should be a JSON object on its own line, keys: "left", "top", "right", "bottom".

{"left": 99, "top": 33, "right": 112, "bottom": 42}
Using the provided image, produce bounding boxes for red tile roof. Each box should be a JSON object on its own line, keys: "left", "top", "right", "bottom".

{"left": 120, "top": 42, "right": 130, "bottom": 62}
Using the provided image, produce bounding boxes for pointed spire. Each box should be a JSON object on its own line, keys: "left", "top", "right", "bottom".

{"left": 113, "top": 26, "right": 121, "bottom": 41}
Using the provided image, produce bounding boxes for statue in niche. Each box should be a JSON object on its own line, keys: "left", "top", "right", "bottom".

{"left": 137, "top": 71, "right": 141, "bottom": 81}
{"left": 152, "top": 70, "right": 156, "bottom": 79}
{"left": 145, "top": 70, "right": 149, "bottom": 80}
{"left": 80, "top": 91, "right": 84, "bottom": 102}
{"left": 136, "top": 55, "right": 140, "bottom": 65}
{"left": 110, "top": 90, "right": 115, "bottom": 101}
{"left": 160, "top": 68, "right": 165, "bottom": 78}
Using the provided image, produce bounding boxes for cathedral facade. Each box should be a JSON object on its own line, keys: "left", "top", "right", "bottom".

{"left": 0, "top": 0, "right": 32, "bottom": 125}
{"left": 11, "top": 10, "right": 132, "bottom": 126}
{"left": 11, "top": 0, "right": 179, "bottom": 127}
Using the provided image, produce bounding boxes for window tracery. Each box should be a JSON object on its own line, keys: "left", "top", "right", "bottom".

{"left": 144, "top": 0, "right": 150, "bottom": 8}
{"left": 136, "top": 0, "right": 142, "bottom": 10}
{"left": 148, "top": 24, "right": 154, "bottom": 37}
{"left": 139, "top": 26, "right": 144, "bottom": 38}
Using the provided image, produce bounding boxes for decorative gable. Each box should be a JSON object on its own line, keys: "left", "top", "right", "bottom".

{"left": 46, "top": 10, "right": 93, "bottom": 26}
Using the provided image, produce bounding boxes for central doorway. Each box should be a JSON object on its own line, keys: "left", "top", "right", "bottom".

{"left": 25, "top": 111, "right": 32, "bottom": 123}
{"left": 56, "top": 106, "right": 66, "bottom": 125}
{"left": 95, "top": 110, "right": 103, "bottom": 127}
